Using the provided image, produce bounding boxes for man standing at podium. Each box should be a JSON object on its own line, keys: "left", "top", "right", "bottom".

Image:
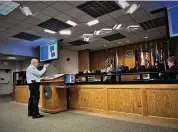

{"left": 26, "top": 59, "right": 49, "bottom": 119}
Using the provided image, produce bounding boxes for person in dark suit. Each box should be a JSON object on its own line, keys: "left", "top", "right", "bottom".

{"left": 167, "top": 56, "right": 178, "bottom": 79}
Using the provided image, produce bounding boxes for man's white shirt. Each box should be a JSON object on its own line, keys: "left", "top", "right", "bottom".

{"left": 26, "top": 64, "right": 46, "bottom": 84}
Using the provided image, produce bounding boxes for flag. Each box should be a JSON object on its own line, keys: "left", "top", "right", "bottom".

{"left": 140, "top": 46, "right": 145, "bottom": 66}
{"left": 134, "top": 46, "right": 140, "bottom": 66}
{"left": 150, "top": 47, "right": 155, "bottom": 66}
{"left": 160, "top": 44, "right": 163, "bottom": 63}
{"left": 115, "top": 50, "right": 119, "bottom": 72}
{"left": 145, "top": 51, "right": 150, "bottom": 69}
{"left": 155, "top": 43, "right": 159, "bottom": 63}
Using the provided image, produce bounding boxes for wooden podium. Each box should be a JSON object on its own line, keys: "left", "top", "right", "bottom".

{"left": 41, "top": 74, "right": 67, "bottom": 113}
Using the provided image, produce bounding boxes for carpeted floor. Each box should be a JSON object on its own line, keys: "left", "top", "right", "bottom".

{"left": 0, "top": 95, "right": 178, "bottom": 132}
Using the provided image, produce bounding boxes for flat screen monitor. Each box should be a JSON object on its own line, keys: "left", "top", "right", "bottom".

{"left": 167, "top": 5, "right": 178, "bottom": 37}
{"left": 40, "top": 41, "right": 58, "bottom": 62}
{"left": 65, "top": 74, "right": 75, "bottom": 84}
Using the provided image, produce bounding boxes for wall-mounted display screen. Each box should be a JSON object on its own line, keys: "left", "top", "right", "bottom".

{"left": 40, "top": 40, "right": 58, "bottom": 62}
{"left": 167, "top": 5, "right": 178, "bottom": 37}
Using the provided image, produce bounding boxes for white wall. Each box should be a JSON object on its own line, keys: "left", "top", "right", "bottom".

{"left": 45, "top": 48, "right": 78, "bottom": 75}
{"left": 0, "top": 61, "right": 22, "bottom": 95}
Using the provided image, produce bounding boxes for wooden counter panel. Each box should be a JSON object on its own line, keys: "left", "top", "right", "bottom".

{"left": 15, "top": 85, "right": 29, "bottom": 104}
{"left": 78, "top": 88, "right": 105, "bottom": 110}
{"left": 147, "top": 89, "right": 178, "bottom": 119}
{"left": 108, "top": 89, "right": 142, "bottom": 114}
{"left": 41, "top": 83, "right": 67, "bottom": 113}
{"left": 15, "top": 85, "right": 42, "bottom": 106}
{"left": 70, "top": 84, "right": 178, "bottom": 123}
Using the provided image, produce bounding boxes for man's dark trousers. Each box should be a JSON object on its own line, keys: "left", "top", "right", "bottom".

{"left": 28, "top": 83, "right": 40, "bottom": 116}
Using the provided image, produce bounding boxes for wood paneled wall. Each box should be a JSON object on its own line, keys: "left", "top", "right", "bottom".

{"left": 78, "top": 50, "right": 90, "bottom": 72}
{"left": 89, "top": 37, "right": 178, "bottom": 71}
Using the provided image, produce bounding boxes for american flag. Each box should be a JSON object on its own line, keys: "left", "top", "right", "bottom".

{"left": 145, "top": 51, "right": 150, "bottom": 69}
{"left": 140, "top": 46, "right": 145, "bottom": 66}
{"left": 155, "top": 42, "right": 159, "bottom": 63}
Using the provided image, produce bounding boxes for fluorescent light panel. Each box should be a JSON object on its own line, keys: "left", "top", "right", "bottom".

{"left": 127, "top": 4, "right": 140, "bottom": 14}
{"left": 44, "top": 29, "right": 56, "bottom": 34}
{"left": 113, "top": 24, "right": 122, "bottom": 30}
{"left": 66, "top": 20, "right": 77, "bottom": 26}
{"left": 87, "top": 20, "right": 99, "bottom": 26}
{"left": 116, "top": 0, "right": 130, "bottom": 9}
{"left": 83, "top": 34, "right": 93, "bottom": 37}
{"left": 59, "top": 30, "right": 71, "bottom": 35}
{"left": 127, "top": 25, "right": 140, "bottom": 28}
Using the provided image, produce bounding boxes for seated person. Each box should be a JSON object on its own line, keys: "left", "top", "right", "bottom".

{"left": 84, "top": 68, "right": 91, "bottom": 74}
{"left": 103, "top": 65, "right": 114, "bottom": 81}
{"left": 167, "top": 56, "right": 178, "bottom": 79}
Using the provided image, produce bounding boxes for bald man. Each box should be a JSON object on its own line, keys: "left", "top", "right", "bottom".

{"left": 26, "top": 59, "right": 49, "bottom": 119}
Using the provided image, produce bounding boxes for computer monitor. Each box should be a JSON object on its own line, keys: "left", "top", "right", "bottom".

{"left": 65, "top": 74, "right": 75, "bottom": 84}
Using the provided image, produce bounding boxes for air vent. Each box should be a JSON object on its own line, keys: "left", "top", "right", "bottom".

{"left": 139, "top": 17, "right": 165, "bottom": 30}
{"left": 12, "top": 32, "right": 41, "bottom": 41}
{"left": 69, "top": 40, "right": 89, "bottom": 46}
{"left": 102, "top": 32, "right": 126, "bottom": 41}
{"left": 77, "top": 1, "right": 121, "bottom": 18}
{"left": 37, "top": 18, "right": 72, "bottom": 32}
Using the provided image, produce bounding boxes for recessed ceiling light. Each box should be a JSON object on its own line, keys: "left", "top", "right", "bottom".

{"left": 83, "top": 34, "right": 93, "bottom": 38}
{"left": 101, "top": 28, "right": 112, "bottom": 31}
{"left": 127, "top": 25, "right": 140, "bottom": 28}
{"left": 144, "top": 36, "right": 148, "bottom": 38}
{"left": 44, "top": 29, "right": 56, "bottom": 34}
{"left": 7, "top": 57, "right": 17, "bottom": 60}
{"left": 127, "top": 4, "right": 140, "bottom": 14}
{"left": 87, "top": 19, "right": 99, "bottom": 26}
{"left": 66, "top": 20, "right": 77, "bottom": 26}
{"left": 113, "top": 24, "right": 122, "bottom": 30}
{"left": 84, "top": 37, "right": 89, "bottom": 42}
{"left": 116, "top": 0, "right": 130, "bottom": 9}
{"left": 94, "top": 30, "right": 101, "bottom": 35}
{"left": 59, "top": 30, "right": 71, "bottom": 35}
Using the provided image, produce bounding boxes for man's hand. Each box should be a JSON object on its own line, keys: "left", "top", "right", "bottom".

{"left": 44, "top": 64, "right": 49, "bottom": 68}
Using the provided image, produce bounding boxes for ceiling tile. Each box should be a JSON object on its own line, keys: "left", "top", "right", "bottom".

{"left": 130, "top": 9, "right": 148, "bottom": 18}
{"left": 33, "top": 12, "right": 52, "bottom": 21}
{"left": 109, "top": 9, "right": 127, "bottom": 18}
{"left": 24, "top": 1, "right": 48, "bottom": 13}
{"left": 40, "top": 7, "right": 61, "bottom": 17}
{"left": 76, "top": 14, "right": 94, "bottom": 23}
{"left": 116, "top": 15, "right": 133, "bottom": 23}
{"left": 97, "top": 14, "right": 113, "bottom": 23}
{"left": 18, "top": 22, "right": 34, "bottom": 29}
{"left": 133, "top": 15, "right": 150, "bottom": 23}
{"left": 0, "top": 27, "right": 7, "bottom": 32}
{"left": 2, "top": 17, "right": 20, "bottom": 25}
{"left": 66, "top": 1, "right": 85, "bottom": 7}
{"left": 7, "top": 12, "right": 27, "bottom": 20}
{"left": 0, "top": 22, "right": 14, "bottom": 28}
{"left": 92, "top": 23, "right": 107, "bottom": 30}
{"left": 24, "top": 17, "right": 42, "bottom": 25}
{"left": 51, "top": 1, "right": 73, "bottom": 12}
{"left": 42, "top": 1, "right": 57, "bottom": 5}
{"left": 103, "top": 19, "right": 118, "bottom": 27}
{"left": 10, "top": 26, "right": 27, "bottom": 32}
{"left": 55, "top": 13, "right": 72, "bottom": 22}
{"left": 65, "top": 8, "right": 84, "bottom": 18}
